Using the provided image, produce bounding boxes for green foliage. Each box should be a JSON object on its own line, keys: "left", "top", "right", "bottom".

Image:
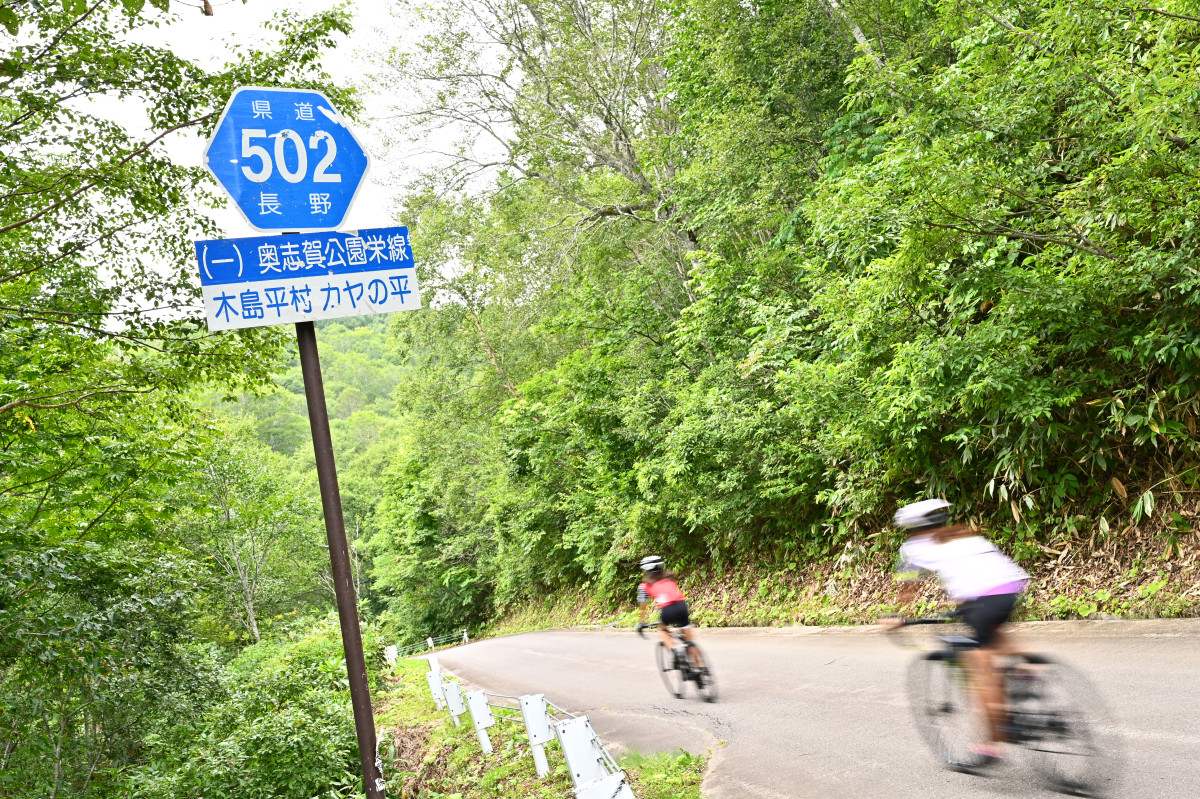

{"left": 621, "top": 751, "right": 707, "bottom": 799}
{"left": 0, "top": 3, "right": 361, "bottom": 796}
{"left": 128, "top": 618, "right": 382, "bottom": 799}
{"left": 789, "top": 0, "right": 1200, "bottom": 539}
{"left": 213, "top": 317, "right": 413, "bottom": 634}
{"left": 0, "top": 542, "right": 212, "bottom": 797}
{"left": 172, "top": 422, "right": 328, "bottom": 644}
{"left": 352, "top": 0, "right": 1200, "bottom": 641}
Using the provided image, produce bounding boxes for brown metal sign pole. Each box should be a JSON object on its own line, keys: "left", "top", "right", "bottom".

{"left": 296, "top": 320, "right": 385, "bottom": 799}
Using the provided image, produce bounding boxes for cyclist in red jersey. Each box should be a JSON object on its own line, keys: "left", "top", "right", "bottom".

{"left": 635, "top": 556, "right": 704, "bottom": 668}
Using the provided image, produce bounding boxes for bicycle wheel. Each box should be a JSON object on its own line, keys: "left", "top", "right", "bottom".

{"left": 655, "top": 642, "right": 685, "bottom": 698}
{"left": 1011, "top": 656, "right": 1120, "bottom": 796}
{"left": 686, "top": 642, "right": 717, "bottom": 703}
{"left": 906, "top": 651, "right": 988, "bottom": 772}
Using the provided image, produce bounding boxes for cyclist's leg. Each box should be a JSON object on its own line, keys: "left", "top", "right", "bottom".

{"left": 679, "top": 626, "right": 705, "bottom": 668}
{"left": 962, "top": 593, "right": 1021, "bottom": 750}
{"left": 656, "top": 623, "right": 675, "bottom": 653}
{"left": 661, "top": 602, "right": 702, "bottom": 667}
{"left": 988, "top": 625, "right": 1035, "bottom": 662}
{"left": 964, "top": 647, "right": 1005, "bottom": 746}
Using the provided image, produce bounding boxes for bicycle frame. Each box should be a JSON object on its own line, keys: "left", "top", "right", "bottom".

{"left": 638, "top": 622, "right": 716, "bottom": 702}
{"left": 887, "top": 613, "right": 1112, "bottom": 795}
{"left": 638, "top": 622, "right": 691, "bottom": 666}
{"left": 890, "top": 614, "right": 1027, "bottom": 705}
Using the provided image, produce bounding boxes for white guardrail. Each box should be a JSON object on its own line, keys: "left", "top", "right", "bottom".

{"left": 422, "top": 654, "right": 636, "bottom": 799}
{"left": 384, "top": 629, "right": 469, "bottom": 663}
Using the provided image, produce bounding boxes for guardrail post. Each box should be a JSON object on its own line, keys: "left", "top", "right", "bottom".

{"left": 554, "top": 716, "right": 634, "bottom": 799}
{"left": 425, "top": 657, "right": 446, "bottom": 710}
{"left": 519, "top": 694, "right": 553, "bottom": 778}
{"left": 462, "top": 628, "right": 469, "bottom": 644}
{"left": 443, "top": 680, "right": 467, "bottom": 727}
{"left": 427, "top": 636, "right": 435, "bottom": 650}
{"left": 554, "top": 716, "right": 608, "bottom": 788}
{"left": 384, "top": 645, "right": 398, "bottom": 666}
{"left": 464, "top": 690, "right": 495, "bottom": 754}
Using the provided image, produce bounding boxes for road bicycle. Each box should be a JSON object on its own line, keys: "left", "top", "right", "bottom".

{"left": 890, "top": 614, "right": 1118, "bottom": 796}
{"left": 637, "top": 622, "right": 717, "bottom": 702}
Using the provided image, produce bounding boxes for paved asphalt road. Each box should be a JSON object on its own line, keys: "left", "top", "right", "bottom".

{"left": 431, "top": 620, "right": 1199, "bottom": 798}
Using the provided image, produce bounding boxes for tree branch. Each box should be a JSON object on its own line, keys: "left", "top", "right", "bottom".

{"left": 0, "top": 383, "right": 163, "bottom": 415}
{"left": 0, "top": 112, "right": 217, "bottom": 236}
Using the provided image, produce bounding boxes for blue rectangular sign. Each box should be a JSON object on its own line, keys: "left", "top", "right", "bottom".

{"left": 194, "top": 226, "right": 420, "bottom": 331}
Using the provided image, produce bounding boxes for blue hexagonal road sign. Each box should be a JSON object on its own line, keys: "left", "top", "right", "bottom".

{"left": 203, "top": 86, "right": 370, "bottom": 232}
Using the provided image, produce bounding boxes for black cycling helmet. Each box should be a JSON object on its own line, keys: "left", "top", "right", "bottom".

{"left": 639, "top": 555, "right": 665, "bottom": 572}
{"left": 893, "top": 499, "right": 952, "bottom": 531}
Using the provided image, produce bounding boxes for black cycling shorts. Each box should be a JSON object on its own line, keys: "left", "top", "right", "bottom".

{"left": 658, "top": 600, "right": 691, "bottom": 629}
{"left": 959, "top": 593, "right": 1018, "bottom": 647}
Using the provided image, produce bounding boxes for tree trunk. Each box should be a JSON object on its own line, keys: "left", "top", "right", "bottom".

{"left": 244, "top": 588, "right": 261, "bottom": 643}
{"left": 822, "top": 0, "right": 883, "bottom": 67}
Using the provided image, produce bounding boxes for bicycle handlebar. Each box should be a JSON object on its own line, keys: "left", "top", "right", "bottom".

{"left": 881, "top": 610, "right": 961, "bottom": 647}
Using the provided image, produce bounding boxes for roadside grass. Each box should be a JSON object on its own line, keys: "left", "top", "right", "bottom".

{"left": 485, "top": 595, "right": 626, "bottom": 637}
{"left": 375, "top": 658, "right": 708, "bottom": 798}
{"left": 621, "top": 751, "right": 706, "bottom": 799}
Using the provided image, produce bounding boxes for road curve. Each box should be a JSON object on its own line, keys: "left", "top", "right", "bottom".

{"left": 431, "top": 619, "right": 1200, "bottom": 798}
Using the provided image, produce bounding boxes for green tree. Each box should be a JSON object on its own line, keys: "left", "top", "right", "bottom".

{"left": 0, "top": 508, "right": 214, "bottom": 797}
{"left": 127, "top": 618, "right": 382, "bottom": 799}
{"left": 175, "top": 426, "right": 326, "bottom": 644}
{"left": 358, "top": 0, "right": 1200, "bottom": 637}
{"left": 1, "top": 2, "right": 359, "bottom": 794}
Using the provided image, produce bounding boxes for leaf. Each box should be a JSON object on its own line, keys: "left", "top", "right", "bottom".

{"left": 0, "top": 7, "right": 18, "bottom": 35}
{"left": 1111, "top": 476, "right": 1127, "bottom": 500}
{"left": 1009, "top": 499, "right": 1021, "bottom": 523}
{"left": 1139, "top": 579, "right": 1167, "bottom": 598}
{"left": 1131, "top": 490, "right": 1155, "bottom": 523}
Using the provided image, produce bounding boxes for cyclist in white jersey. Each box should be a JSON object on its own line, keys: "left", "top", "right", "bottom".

{"left": 887, "top": 499, "right": 1030, "bottom": 762}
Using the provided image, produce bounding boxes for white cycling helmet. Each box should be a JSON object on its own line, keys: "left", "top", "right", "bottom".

{"left": 893, "top": 499, "right": 952, "bottom": 530}
{"left": 639, "top": 555, "right": 665, "bottom": 572}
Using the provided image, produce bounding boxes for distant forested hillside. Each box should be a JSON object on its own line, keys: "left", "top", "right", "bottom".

{"left": 225, "top": 317, "right": 403, "bottom": 455}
